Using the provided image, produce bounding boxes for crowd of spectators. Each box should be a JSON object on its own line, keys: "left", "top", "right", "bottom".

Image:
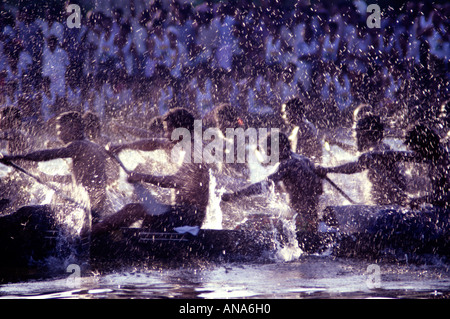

{"left": 0, "top": 0, "right": 448, "bottom": 133}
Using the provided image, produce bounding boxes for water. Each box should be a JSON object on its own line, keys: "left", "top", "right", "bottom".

{"left": 1, "top": 132, "right": 449, "bottom": 299}
{"left": 1, "top": 258, "right": 449, "bottom": 299}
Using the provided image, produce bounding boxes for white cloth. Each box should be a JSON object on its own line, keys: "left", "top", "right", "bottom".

{"left": 174, "top": 226, "right": 200, "bottom": 236}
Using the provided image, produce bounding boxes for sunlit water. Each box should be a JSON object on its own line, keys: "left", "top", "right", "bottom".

{"left": 1, "top": 131, "right": 449, "bottom": 299}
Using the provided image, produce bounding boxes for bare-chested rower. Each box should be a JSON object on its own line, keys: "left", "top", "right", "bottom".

{"left": 221, "top": 132, "right": 323, "bottom": 233}
{"left": 1, "top": 111, "right": 110, "bottom": 225}
{"left": 91, "top": 108, "right": 211, "bottom": 235}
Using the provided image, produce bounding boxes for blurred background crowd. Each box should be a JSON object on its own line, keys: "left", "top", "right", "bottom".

{"left": 0, "top": 0, "right": 448, "bottom": 134}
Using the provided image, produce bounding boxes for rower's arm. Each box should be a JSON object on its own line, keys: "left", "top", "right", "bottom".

{"left": 112, "top": 123, "right": 157, "bottom": 138}
{"left": 39, "top": 173, "right": 72, "bottom": 184}
{"left": 322, "top": 150, "right": 416, "bottom": 175}
{"left": 108, "top": 138, "right": 172, "bottom": 154}
{"left": 362, "top": 150, "right": 419, "bottom": 163}
{"left": 390, "top": 151, "right": 422, "bottom": 162}
{"left": 234, "top": 182, "right": 265, "bottom": 197}
{"left": 4, "top": 147, "right": 73, "bottom": 162}
{"left": 222, "top": 181, "right": 267, "bottom": 202}
{"left": 321, "top": 161, "right": 363, "bottom": 175}
{"left": 128, "top": 172, "right": 178, "bottom": 188}
{"left": 223, "top": 162, "right": 287, "bottom": 202}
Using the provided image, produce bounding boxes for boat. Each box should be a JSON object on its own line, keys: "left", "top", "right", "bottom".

{"left": 93, "top": 205, "right": 450, "bottom": 265}
{"left": 0, "top": 205, "right": 63, "bottom": 283}
{"left": 90, "top": 228, "right": 274, "bottom": 268}
{"left": 320, "top": 205, "right": 450, "bottom": 262}
{"left": 1, "top": 204, "right": 449, "bottom": 283}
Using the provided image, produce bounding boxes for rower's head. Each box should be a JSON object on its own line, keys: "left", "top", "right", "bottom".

{"left": 353, "top": 103, "right": 373, "bottom": 125}
{"left": 355, "top": 115, "right": 384, "bottom": 152}
{"left": 282, "top": 97, "right": 306, "bottom": 125}
{"left": 162, "top": 108, "right": 195, "bottom": 139}
{"left": 57, "top": 111, "right": 85, "bottom": 143}
{"left": 82, "top": 111, "right": 101, "bottom": 141}
{"left": 405, "top": 124, "right": 441, "bottom": 160}
{"left": 215, "top": 103, "right": 245, "bottom": 132}
{"left": 264, "top": 131, "right": 291, "bottom": 161}
{"left": 148, "top": 116, "right": 165, "bottom": 137}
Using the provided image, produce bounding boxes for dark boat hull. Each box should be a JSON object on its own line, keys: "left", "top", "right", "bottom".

{"left": 90, "top": 205, "right": 450, "bottom": 266}
{"left": 321, "top": 205, "right": 450, "bottom": 262}
{"left": 0, "top": 205, "right": 60, "bottom": 266}
{"left": 90, "top": 228, "right": 275, "bottom": 268}
{"left": 1, "top": 205, "right": 449, "bottom": 282}
{"left": 0, "top": 205, "right": 62, "bottom": 282}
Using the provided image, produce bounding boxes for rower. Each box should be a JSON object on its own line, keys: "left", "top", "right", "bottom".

{"left": 405, "top": 124, "right": 450, "bottom": 210}
{"left": 202, "top": 103, "right": 249, "bottom": 178}
{"left": 281, "top": 97, "right": 322, "bottom": 164}
{"left": 1, "top": 111, "right": 110, "bottom": 228}
{"left": 91, "top": 108, "right": 211, "bottom": 235}
{"left": 318, "top": 115, "right": 408, "bottom": 206}
{"left": 221, "top": 132, "right": 323, "bottom": 233}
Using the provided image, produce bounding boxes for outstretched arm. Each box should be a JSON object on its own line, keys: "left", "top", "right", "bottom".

{"left": 107, "top": 138, "right": 173, "bottom": 155}
{"left": 128, "top": 172, "right": 178, "bottom": 188}
{"left": 320, "top": 150, "right": 420, "bottom": 175}
{"left": 222, "top": 162, "right": 286, "bottom": 202}
{"left": 39, "top": 173, "right": 72, "bottom": 184}
{"left": 1, "top": 147, "right": 73, "bottom": 162}
{"left": 358, "top": 150, "right": 419, "bottom": 165}
{"left": 111, "top": 122, "right": 160, "bottom": 139}
{"left": 320, "top": 160, "right": 363, "bottom": 175}
{"left": 222, "top": 181, "right": 267, "bottom": 202}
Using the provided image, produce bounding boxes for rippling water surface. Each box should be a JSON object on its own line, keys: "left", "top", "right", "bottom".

{"left": 1, "top": 257, "right": 449, "bottom": 299}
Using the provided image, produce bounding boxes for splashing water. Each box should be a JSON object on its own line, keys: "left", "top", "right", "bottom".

{"left": 233, "top": 157, "right": 303, "bottom": 262}
{"left": 273, "top": 217, "right": 303, "bottom": 262}
{"left": 37, "top": 159, "right": 92, "bottom": 238}
{"left": 0, "top": 130, "right": 408, "bottom": 267}
{"left": 264, "top": 182, "right": 303, "bottom": 262}
{"left": 203, "top": 169, "right": 224, "bottom": 230}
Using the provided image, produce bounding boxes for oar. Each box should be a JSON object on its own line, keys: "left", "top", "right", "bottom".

{"left": 107, "top": 152, "right": 168, "bottom": 215}
{"left": 0, "top": 159, "right": 92, "bottom": 256}
{"left": 290, "top": 151, "right": 357, "bottom": 204}
{"left": 318, "top": 145, "right": 358, "bottom": 204}
{"left": 323, "top": 175, "right": 357, "bottom": 205}
{"left": 0, "top": 159, "right": 88, "bottom": 208}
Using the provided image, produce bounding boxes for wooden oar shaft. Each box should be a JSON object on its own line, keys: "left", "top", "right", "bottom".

{"left": 109, "top": 152, "right": 131, "bottom": 174}
{"left": 106, "top": 151, "right": 169, "bottom": 215}
{"left": 2, "top": 160, "right": 85, "bottom": 207}
{"left": 324, "top": 176, "right": 357, "bottom": 205}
